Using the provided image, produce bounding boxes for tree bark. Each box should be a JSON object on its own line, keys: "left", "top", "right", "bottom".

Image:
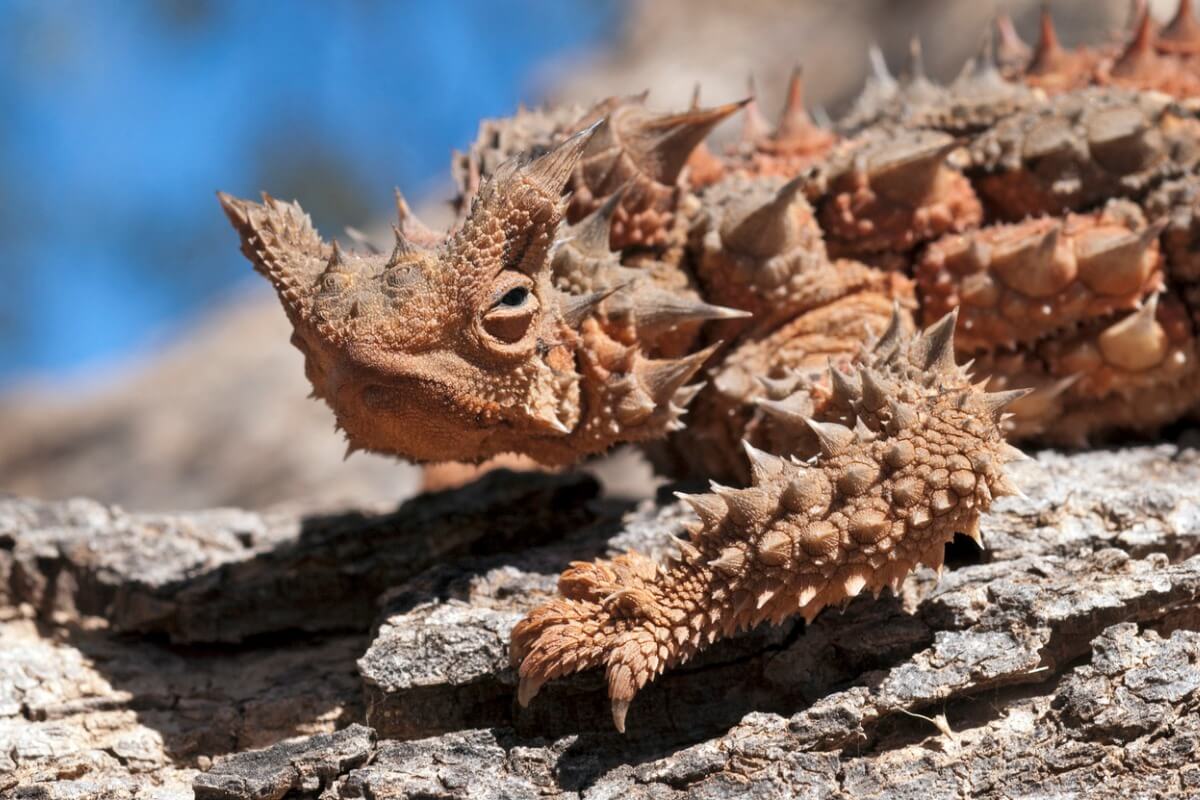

{"left": 3, "top": 443, "right": 1200, "bottom": 799}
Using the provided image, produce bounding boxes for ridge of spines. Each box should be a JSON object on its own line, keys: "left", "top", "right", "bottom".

{"left": 217, "top": 191, "right": 330, "bottom": 322}
{"left": 511, "top": 311, "right": 1027, "bottom": 731}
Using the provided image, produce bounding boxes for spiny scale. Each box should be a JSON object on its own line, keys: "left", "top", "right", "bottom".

{"left": 511, "top": 310, "right": 1026, "bottom": 732}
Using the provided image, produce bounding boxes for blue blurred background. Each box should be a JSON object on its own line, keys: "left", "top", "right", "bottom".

{"left": 0, "top": 0, "right": 618, "bottom": 382}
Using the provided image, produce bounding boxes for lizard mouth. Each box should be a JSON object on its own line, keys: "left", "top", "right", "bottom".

{"left": 340, "top": 380, "right": 492, "bottom": 463}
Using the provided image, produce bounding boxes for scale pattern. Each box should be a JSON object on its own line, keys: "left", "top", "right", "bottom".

{"left": 511, "top": 313, "right": 1026, "bottom": 731}
{"left": 220, "top": 2, "right": 1200, "bottom": 730}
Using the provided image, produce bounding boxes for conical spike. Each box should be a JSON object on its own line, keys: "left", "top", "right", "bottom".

{"left": 859, "top": 367, "right": 895, "bottom": 411}
{"left": 1043, "top": 373, "right": 1081, "bottom": 400}
{"left": 907, "top": 36, "right": 928, "bottom": 82}
{"left": 1112, "top": 3, "right": 1157, "bottom": 77}
{"left": 518, "top": 675, "right": 544, "bottom": 707}
{"left": 1035, "top": 224, "right": 1061, "bottom": 263}
{"left": 757, "top": 394, "right": 815, "bottom": 430}
{"left": 829, "top": 364, "right": 863, "bottom": 405}
{"left": 973, "top": 20, "right": 1003, "bottom": 79}
{"left": 742, "top": 440, "right": 787, "bottom": 482}
{"left": 630, "top": 288, "right": 752, "bottom": 328}
{"left": 327, "top": 239, "right": 344, "bottom": 269}
{"left": 713, "top": 366, "right": 756, "bottom": 400}
{"left": 629, "top": 100, "right": 750, "bottom": 184}
{"left": 672, "top": 382, "right": 705, "bottom": 409}
{"left": 675, "top": 491, "right": 727, "bottom": 528}
{"left": 913, "top": 309, "right": 959, "bottom": 372}
{"left": 671, "top": 534, "right": 703, "bottom": 562}
{"left": 1098, "top": 294, "right": 1168, "bottom": 371}
{"left": 873, "top": 302, "right": 906, "bottom": 359}
{"left": 990, "top": 472, "right": 1024, "bottom": 499}
{"left": 804, "top": 418, "right": 855, "bottom": 457}
{"left": 778, "top": 66, "right": 815, "bottom": 139}
{"left": 888, "top": 399, "right": 919, "bottom": 430}
{"left": 758, "top": 374, "right": 801, "bottom": 399}
{"left": 867, "top": 136, "right": 958, "bottom": 199}
{"left": 756, "top": 588, "right": 777, "bottom": 610}
{"left": 571, "top": 186, "right": 627, "bottom": 255}
{"left": 524, "top": 120, "right": 602, "bottom": 194}
{"left": 535, "top": 408, "right": 572, "bottom": 435}
{"left": 724, "top": 175, "right": 807, "bottom": 258}
{"left": 714, "top": 485, "right": 772, "bottom": 526}
{"left": 960, "top": 518, "right": 984, "bottom": 547}
{"left": 994, "top": 224, "right": 1063, "bottom": 296}
{"left": 868, "top": 43, "right": 897, "bottom": 89}
{"left": 995, "top": 12, "right": 1032, "bottom": 70}
{"left": 637, "top": 343, "right": 719, "bottom": 402}
{"left": 923, "top": 543, "right": 946, "bottom": 576}
{"left": 560, "top": 285, "right": 624, "bottom": 327}
{"left": 1140, "top": 217, "right": 1168, "bottom": 249}
{"left": 741, "top": 76, "right": 772, "bottom": 143}
{"left": 611, "top": 698, "right": 630, "bottom": 734}
{"left": 1029, "top": 4, "right": 1065, "bottom": 74}
{"left": 843, "top": 570, "right": 868, "bottom": 597}
{"left": 389, "top": 225, "right": 416, "bottom": 263}
{"left": 758, "top": 529, "right": 791, "bottom": 566}
{"left": 393, "top": 188, "right": 440, "bottom": 246}
{"left": 1076, "top": 219, "right": 1164, "bottom": 295}
{"left": 953, "top": 54, "right": 980, "bottom": 87}
{"left": 709, "top": 546, "right": 747, "bottom": 575}
{"left": 1001, "top": 441, "right": 1029, "bottom": 463}
{"left": 615, "top": 385, "right": 656, "bottom": 427}
{"left": 1161, "top": 0, "right": 1200, "bottom": 53}
{"left": 978, "top": 388, "right": 1034, "bottom": 419}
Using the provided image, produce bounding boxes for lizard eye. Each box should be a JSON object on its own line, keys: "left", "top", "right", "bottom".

{"left": 497, "top": 286, "right": 530, "bottom": 308}
{"left": 385, "top": 265, "right": 416, "bottom": 288}
{"left": 481, "top": 280, "right": 538, "bottom": 345}
{"left": 321, "top": 273, "right": 352, "bottom": 293}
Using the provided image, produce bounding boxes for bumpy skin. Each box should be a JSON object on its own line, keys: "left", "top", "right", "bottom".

{"left": 220, "top": 129, "right": 722, "bottom": 466}
{"left": 511, "top": 312, "right": 1027, "bottom": 731}
{"left": 220, "top": 3, "right": 1200, "bottom": 730}
{"left": 916, "top": 202, "right": 1165, "bottom": 353}
{"left": 815, "top": 129, "right": 983, "bottom": 256}
{"left": 1012, "top": 3, "right": 1200, "bottom": 97}
{"left": 968, "top": 87, "right": 1198, "bottom": 220}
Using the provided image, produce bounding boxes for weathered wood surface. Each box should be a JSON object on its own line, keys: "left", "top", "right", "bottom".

{"left": 3, "top": 443, "right": 1200, "bottom": 799}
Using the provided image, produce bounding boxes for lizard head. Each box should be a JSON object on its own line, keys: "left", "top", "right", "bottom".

{"left": 218, "top": 128, "right": 602, "bottom": 464}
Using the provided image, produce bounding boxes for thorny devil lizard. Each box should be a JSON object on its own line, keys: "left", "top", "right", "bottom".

{"left": 219, "top": 5, "right": 1200, "bottom": 731}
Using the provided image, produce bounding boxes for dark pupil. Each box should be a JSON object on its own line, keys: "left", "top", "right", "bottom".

{"left": 499, "top": 287, "right": 528, "bottom": 307}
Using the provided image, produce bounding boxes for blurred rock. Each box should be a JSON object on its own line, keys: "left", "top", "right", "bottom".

{"left": 0, "top": 294, "right": 417, "bottom": 512}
